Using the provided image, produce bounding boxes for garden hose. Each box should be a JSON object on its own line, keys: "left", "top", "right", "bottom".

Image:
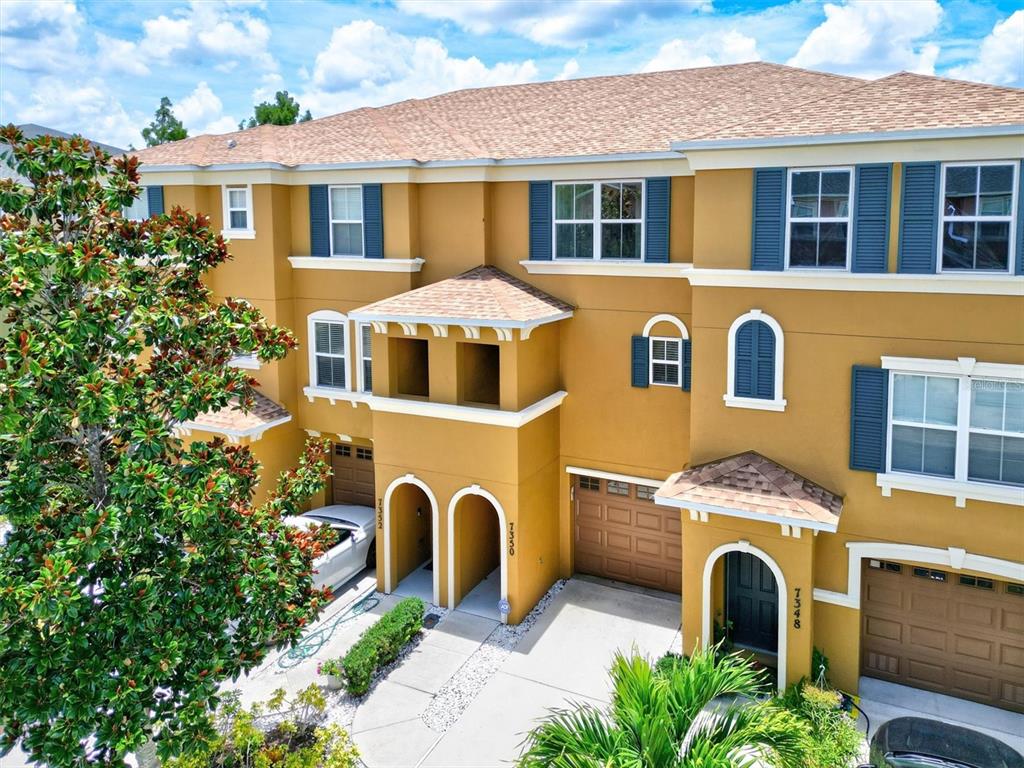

{"left": 276, "top": 587, "right": 380, "bottom": 669}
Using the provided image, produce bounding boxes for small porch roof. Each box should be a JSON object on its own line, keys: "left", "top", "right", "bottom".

{"left": 655, "top": 451, "right": 843, "bottom": 532}
{"left": 180, "top": 391, "right": 292, "bottom": 443}
{"left": 349, "top": 266, "right": 573, "bottom": 334}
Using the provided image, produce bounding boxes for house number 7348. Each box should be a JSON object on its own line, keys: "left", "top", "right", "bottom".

{"left": 793, "top": 587, "right": 802, "bottom": 629}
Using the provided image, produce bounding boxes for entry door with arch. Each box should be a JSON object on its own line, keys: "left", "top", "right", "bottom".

{"left": 726, "top": 551, "right": 779, "bottom": 653}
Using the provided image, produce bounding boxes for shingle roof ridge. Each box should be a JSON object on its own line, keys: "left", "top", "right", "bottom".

{"left": 882, "top": 69, "right": 1024, "bottom": 95}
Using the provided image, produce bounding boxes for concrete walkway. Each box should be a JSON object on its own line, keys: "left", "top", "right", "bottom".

{"left": 353, "top": 578, "right": 682, "bottom": 768}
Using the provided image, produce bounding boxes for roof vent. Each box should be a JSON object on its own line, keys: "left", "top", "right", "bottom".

{"left": 226, "top": 139, "right": 237, "bottom": 149}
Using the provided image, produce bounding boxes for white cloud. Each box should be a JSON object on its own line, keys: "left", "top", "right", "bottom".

{"left": 554, "top": 58, "right": 580, "bottom": 80}
{"left": 396, "top": 0, "right": 710, "bottom": 47}
{"left": 176, "top": 81, "right": 237, "bottom": 135}
{"left": 95, "top": 32, "right": 150, "bottom": 76}
{"left": 643, "top": 30, "right": 760, "bottom": 71}
{"left": 788, "top": 0, "right": 942, "bottom": 79}
{"left": 0, "top": 0, "right": 81, "bottom": 73}
{"left": 947, "top": 10, "right": 1024, "bottom": 86}
{"left": 300, "top": 20, "right": 538, "bottom": 116}
{"left": 252, "top": 72, "right": 285, "bottom": 104}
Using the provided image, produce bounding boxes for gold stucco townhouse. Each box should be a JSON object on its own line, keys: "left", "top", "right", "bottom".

{"left": 134, "top": 63, "right": 1024, "bottom": 712}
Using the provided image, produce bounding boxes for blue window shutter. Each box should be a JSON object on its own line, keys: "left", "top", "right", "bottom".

{"left": 754, "top": 321, "right": 775, "bottom": 399}
{"left": 852, "top": 164, "right": 891, "bottom": 273}
{"left": 309, "top": 185, "right": 329, "bottom": 257}
{"left": 363, "top": 183, "right": 383, "bottom": 259}
{"left": 681, "top": 339, "right": 692, "bottom": 392}
{"left": 734, "top": 322, "right": 755, "bottom": 397}
{"left": 1016, "top": 160, "right": 1024, "bottom": 275}
{"left": 751, "top": 168, "right": 786, "bottom": 270}
{"left": 850, "top": 365, "right": 889, "bottom": 472}
{"left": 146, "top": 186, "right": 164, "bottom": 216}
{"left": 898, "top": 162, "right": 940, "bottom": 273}
{"left": 645, "top": 177, "right": 670, "bottom": 263}
{"left": 529, "top": 181, "right": 552, "bottom": 260}
{"left": 631, "top": 335, "right": 649, "bottom": 388}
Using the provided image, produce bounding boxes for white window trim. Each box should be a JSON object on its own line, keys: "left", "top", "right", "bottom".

{"left": 936, "top": 160, "right": 1017, "bottom": 275}
{"left": 784, "top": 166, "right": 854, "bottom": 272}
{"left": 221, "top": 184, "right": 255, "bottom": 239}
{"left": 723, "top": 309, "right": 786, "bottom": 411}
{"left": 307, "top": 310, "right": 351, "bottom": 394}
{"left": 552, "top": 179, "right": 646, "bottom": 262}
{"left": 327, "top": 184, "right": 365, "bottom": 258}
{"left": 879, "top": 356, "right": 1024, "bottom": 507}
{"left": 642, "top": 313, "right": 689, "bottom": 389}
{"left": 228, "top": 352, "right": 260, "bottom": 370}
{"left": 357, "top": 321, "right": 372, "bottom": 394}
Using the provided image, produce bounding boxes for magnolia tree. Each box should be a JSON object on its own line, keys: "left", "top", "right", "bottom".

{"left": 0, "top": 126, "right": 334, "bottom": 766}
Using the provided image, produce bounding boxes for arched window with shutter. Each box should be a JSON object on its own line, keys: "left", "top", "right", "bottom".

{"left": 724, "top": 309, "right": 786, "bottom": 411}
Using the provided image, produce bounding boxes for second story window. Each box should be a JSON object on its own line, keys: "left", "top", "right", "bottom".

{"left": 330, "top": 185, "right": 364, "bottom": 257}
{"left": 554, "top": 180, "right": 643, "bottom": 260}
{"left": 358, "top": 323, "right": 372, "bottom": 393}
{"left": 650, "top": 337, "right": 681, "bottom": 387}
{"left": 786, "top": 168, "right": 852, "bottom": 269}
{"left": 940, "top": 162, "right": 1017, "bottom": 272}
{"left": 222, "top": 184, "right": 254, "bottom": 238}
{"left": 307, "top": 311, "right": 348, "bottom": 390}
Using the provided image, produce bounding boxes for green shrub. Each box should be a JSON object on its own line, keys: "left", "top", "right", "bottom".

{"left": 341, "top": 597, "right": 424, "bottom": 695}
{"left": 781, "top": 680, "right": 862, "bottom": 768}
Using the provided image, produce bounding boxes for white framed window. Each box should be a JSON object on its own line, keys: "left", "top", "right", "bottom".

{"left": 228, "top": 352, "right": 260, "bottom": 370}
{"left": 357, "top": 322, "right": 373, "bottom": 394}
{"left": 785, "top": 167, "right": 853, "bottom": 270}
{"left": 650, "top": 338, "right": 681, "bottom": 387}
{"left": 329, "top": 185, "right": 364, "bottom": 257}
{"left": 553, "top": 180, "right": 644, "bottom": 260}
{"left": 938, "top": 161, "right": 1017, "bottom": 273}
{"left": 222, "top": 184, "right": 254, "bottom": 238}
{"left": 307, "top": 310, "right": 350, "bottom": 391}
{"left": 723, "top": 309, "right": 786, "bottom": 412}
{"left": 886, "top": 368, "right": 1023, "bottom": 488}
{"left": 123, "top": 188, "right": 149, "bottom": 221}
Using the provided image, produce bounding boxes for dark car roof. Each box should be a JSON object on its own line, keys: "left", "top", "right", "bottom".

{"left": 874, "top": 718, "right": 1024, "bottom": 768}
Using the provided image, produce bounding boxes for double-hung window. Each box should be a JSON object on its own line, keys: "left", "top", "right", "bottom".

{"left": 330, "top": 185, "right": 364, "bottom": 257}
{"left": 889, "top": 371, "right": 1023, "bottom": 487}
{"left": 554, "top": 181, "right": 643, "bottom": 260}
{"left": 308, "top": 311, "right": 349, "bottom": 391}
{"left": 222, "top": 184, "right": 254, "bottom": 237}
{"left": 939, "top": 162, "right": 1017, "bottom": 272}
{"left": 786, "top": 168, "right": 852, "bottom": 269}
{"left": 650, "top": 337, "right": 681, "bottom": 386}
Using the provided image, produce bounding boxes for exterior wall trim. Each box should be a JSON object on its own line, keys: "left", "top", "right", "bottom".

{"left": 289, "top": 256, "right": 425, "bottom": 272}
{"left": 642, "top": 313, "right": 689, "bottom": 339}
{"left": 565, "top": 465, "right": 666, "bottom": 488}
{"left": 812, "top": 541, "right": 1024, "bottom": 609}
{"left": 348, "top": 310, "right": 574, "bottom": 332}
{"left": 875, "top": 472, "right": 1024, "bottom": 508}
{"left": 673, "top": 124, "right": 1024, "bottom": 151}
{"left": 684, "top": 268, "right": 1024, "bottom": 295}
{"left": 519, "top": 260, "right": 688, "bottom": 278}
{"left": 175, "top": 414, "right": 291, "bottom": 443}
{"left": 655, "top": 496, "right": 838, "bottom": 533}
{"left": 447, "top": 485, "right": 510, "bottom": 622}
{"left": 382, "top": 474, "right": 441, "bottom": 605}
{"left": 364, "top": 390, "right": 567, "bottom": 427}
{"left": 702, "top": 540, "right": 788, "bottom": 693}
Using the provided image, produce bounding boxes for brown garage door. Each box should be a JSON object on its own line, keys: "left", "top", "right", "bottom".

{"left": 861, "top": 559, "right": 1024, "bottom": 712}
{"left": 574, "top": 475, "right": 681, "bottom": 593}
{"left": 332, "top": 444, "right": 375, "bottom": 507}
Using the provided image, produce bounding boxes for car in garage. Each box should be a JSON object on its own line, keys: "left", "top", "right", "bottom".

{"left": 862, "top": 717, "right": 1024, "bottom": 768}
{"left": 284, "top": 505, "right": 376, "bottom": 590}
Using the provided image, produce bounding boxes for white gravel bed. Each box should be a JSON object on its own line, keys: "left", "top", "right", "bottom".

{"left": 421, "top": 579, "right": 567, "bottom": 733}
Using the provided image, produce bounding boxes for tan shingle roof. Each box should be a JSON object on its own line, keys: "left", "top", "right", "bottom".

{"left": 185, "top": 391, "right": 291, "bottom": 439}
{"left": 351, "top": 266, "right": 572, "bottom": 326}
{"left": 656, "top": 451, "right": 843, "bottom": 531}
{"left": 132, "top": 62, "right": 861, "bottom": 167}
{"left": 688, "top": 72, "right": 1024, "bottom": 144}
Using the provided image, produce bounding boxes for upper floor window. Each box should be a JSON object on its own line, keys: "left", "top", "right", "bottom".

{"left": 357, "top": 322, "right": 372, "bottom": 393}
{"left": 889, "top": 372, "right": 1022, "bottom": 487}
{"left": 786, "top": 168, "right": 852, "bottom": 269}
{"left": 222, "top": 184, "right": 254, "bottom": 238}
{"left": 724, "top": 309, "right": 785, "bottom": 412}
{"left": 123, "top": 189, "right": 149, "bottom": 221}
{"left": 939, "top": 162, "right": 1017, "bottom": 272}
{"left": 330, "top": 185, "right": 364, "bottom": 257}
{"left": 307, "top": 310, "right": 349, "bottom": 391}
{"left": 632, "top": 314, "right": 690, "bottom": 390}
{"left": 554, "top": 180, "right": 643, "bottom": 260}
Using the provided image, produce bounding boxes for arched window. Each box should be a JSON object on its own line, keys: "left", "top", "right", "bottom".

{"left": 307, "top": 310, "right": 350, "bottom": 391}
{"left": 631, "top": 314, "right": 691, "bottom": 390}
{"left": 725, "top": 309, "right": 785, "bottom": 411}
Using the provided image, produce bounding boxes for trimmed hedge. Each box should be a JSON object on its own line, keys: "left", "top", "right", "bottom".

{"left": 341, "top": 597, "right": 424, "bottom": 695}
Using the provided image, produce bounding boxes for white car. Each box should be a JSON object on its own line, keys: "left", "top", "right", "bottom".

{"left": 284, "top": 504, "right": 376, "bottom": 589}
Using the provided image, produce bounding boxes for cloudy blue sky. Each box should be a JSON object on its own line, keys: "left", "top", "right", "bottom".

{"left": 1, "top": 0, "right": 1021, "bottom": 149}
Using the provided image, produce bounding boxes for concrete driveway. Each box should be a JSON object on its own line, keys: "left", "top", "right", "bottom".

{"left": 419, "top": 578, "right": 681, "bottom": 767}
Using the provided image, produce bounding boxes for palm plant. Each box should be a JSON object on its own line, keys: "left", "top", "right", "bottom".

{"left": 518, "top": 646, "right": 811, "bottom": 768}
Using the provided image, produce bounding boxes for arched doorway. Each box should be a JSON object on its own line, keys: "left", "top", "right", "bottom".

{"left": 447, "top": 486, "right": 508, "bottom": 622}
{"left": 702, "top": 542, "right": 787, "bottom": 692}
{"left": 383, "top": 475, "right": 439, "bottom": 605}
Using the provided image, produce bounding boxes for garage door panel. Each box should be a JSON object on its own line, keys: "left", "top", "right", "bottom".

{"left": 578, "top": 501, "right": 603, "bottom": 522}
{"left": 956, "top": 602, "right": 996, "bottom": 628}
{"left": 908, "top": 592, "right": 948, "bottom": 621}
{"left": 606, "top": 531, "right": 633, "bottom": 553}
{"left": 908, "top": 625, "right": 947, "bottom": 653}
{"left": 906, "top": 658, "right": 946, "bottom": 688}
{"left": 332, "top": 444, "right": 375, "bottom": 506}
{"left": 635, "top": 511, "right": 663, "bottom": 532}
{"left": 665, "top": 542, "right": 682, "bottom": 561}
{"left": 635, "top": 537, "right": 662, "bottom": 557}
{"left": 864, "top": 650, "right": 900, "bottom": 676}
{"left": 865, "top": 581, "right": 904, "bottom": 610}
{"left": 865, "top": 615, "right": 903, "bottom": 643}
{"left": 1000, "top": 644, "right": 1024, "bottom": 669}
{"left": 1002, "top": 607, "right": 1024, "bottom": 634}
{"left": 576, "top": 526, "right": 603, "bottom": 547}
{"left": 953, "top": 634, "right": 994, "bottom": 662}
{"left": 604, "top": 556, "right": 633, "bottom": 581}
{"left": 951, "top": 668, "right": 997, "bottom": 699}
{"left": 1002, "top": 682, "right": 1024, "bottom": 708}
{"left": 606, "top": 505, "right": 632, "bottom": 526}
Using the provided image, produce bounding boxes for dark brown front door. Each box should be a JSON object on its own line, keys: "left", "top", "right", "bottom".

{"left": 573, "top": 475, "right": 681, "bottom": 593}
{"left": 332, "top": 443, "right": 375, "bottom": 507}
{"left": 861, "top": 560, "right": 1024, "bottom": 712}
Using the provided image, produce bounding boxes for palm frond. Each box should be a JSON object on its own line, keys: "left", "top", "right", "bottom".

{"left": 519, "top": 703, "right": 627, "bottom": 768}
{"left": 663, "top": 645, "right": 771, "bottom": 732}
{"left": 678, "top": 701, "right": 811, "bottom": 768}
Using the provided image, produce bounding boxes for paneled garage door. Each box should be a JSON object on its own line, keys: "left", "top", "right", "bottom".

{"left": 332, "top": 443, "right": 375, "bottom": 507}
{"left": 573, "top": 475, "right": 681, "bottom": 593}
{"left": 861, "top": 559, "right": 1024, "bottom": 712}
